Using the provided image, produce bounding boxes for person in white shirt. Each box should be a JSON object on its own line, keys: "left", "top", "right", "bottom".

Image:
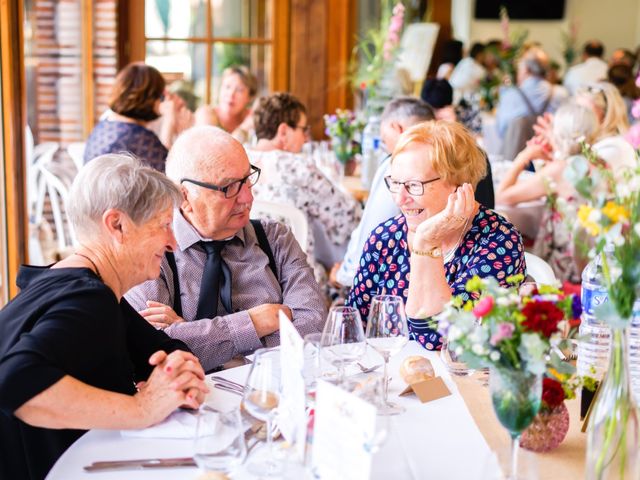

{"left": 449, "top": 42, "right": 486, "bottom": 104}
{"left": 563, "top": 41, "right": 608, "bottom": 95}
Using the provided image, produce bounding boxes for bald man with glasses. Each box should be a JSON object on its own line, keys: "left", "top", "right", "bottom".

{"left": 126, "top": 126, "right": 326, "bottom": 372}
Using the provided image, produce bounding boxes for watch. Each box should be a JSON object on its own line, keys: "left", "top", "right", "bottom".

{"left": 412, "top": 245, "right": 442, "bottom": 258}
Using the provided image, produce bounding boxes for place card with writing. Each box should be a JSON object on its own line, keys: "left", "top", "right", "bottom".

{"left": 278, "top": 311, "right": 307, "bottom": 460}
{"left": 311, "top": 380, "right": 377, "bottom": 480}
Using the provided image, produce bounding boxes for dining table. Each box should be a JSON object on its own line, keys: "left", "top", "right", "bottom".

{"left": 46, "top": 341, "right": 585, "bottom": 480}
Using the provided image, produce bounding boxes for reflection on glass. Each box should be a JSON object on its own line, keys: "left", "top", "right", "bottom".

{"left": 146, "top": 40, "right": 206, "bottom": 107}
{"left": 145, "top": 0, "right": 207, "bottom": 39}
{"left": 210, "top": 43, "right": 270, "bottom": 103}
{"left": 212, "top": 0, "right": 272, "bottom": 39}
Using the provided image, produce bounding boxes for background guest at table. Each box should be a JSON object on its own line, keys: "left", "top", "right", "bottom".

{"left": 536, "top": 81, "right": 635, "bottom": 173}
{"left": 495, "top": 47, "right": 568, "bottom": 161}
{"left": 126, "top": 126, "right": 326, "bottom": 372}
{"left": 247, "top": 92, "right": 362, "bottom": 287}
{"left": 495, "top": 103, "right": 599, "bottom": 283}
{"left": 433, "top": 39, "right": 464, "bottom": 81}
{"left": 347, "top": 121, "right": 525, "bottom": 350}
{"left": 0, "top": 154, "right": 208, "bottom": 480}
{"left": 607, "top": 64, "right": 640, "bottom": 122}
{"left": 449, "top": 42, "right": 486, "bottom": 104}
{"left": 195, "top": 65, "right": 258, "bottom": 144}
{"left": 563, "top": 40, "right": 608, "bottom": 95}
{"left": 84, "top": 63, "right": 186, "bottom": 171}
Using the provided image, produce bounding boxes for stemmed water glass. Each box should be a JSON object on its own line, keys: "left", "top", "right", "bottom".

{"left": 320, "top": 306, "right": 367, "bottom": 385}
{"left": 194, "top": 406, "right": 246, "bottom": 474}
{"left": 365, "top": 295, "right": 410, "bottom": 415}
{"left": 241, "top": 348, "right": 282, "bottom": 477}
{"left": 489, "top": 368, "right": 542, "bottom": 480}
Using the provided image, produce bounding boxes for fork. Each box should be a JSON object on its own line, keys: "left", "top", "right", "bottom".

{"left": 357, "top": 362, "right": 382, "bottom": 374}
{"left": 213, "top": 383, "right": 244, "bottom": 396}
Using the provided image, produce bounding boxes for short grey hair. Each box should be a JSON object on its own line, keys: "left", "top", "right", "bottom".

{"left": 68, "top": 154, "right": 182, "bottom": 238}
{"left": 521, "top": 47, "right": 549, "bottom": 78}
{"left": 552, "top": 101, "right": 598, "bottom": 158}
{"left": 381, "top": 96, "right": 436, "bottom": 126}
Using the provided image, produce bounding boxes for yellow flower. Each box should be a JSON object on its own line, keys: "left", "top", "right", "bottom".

{"left": 602, "top": 201, "right": 630, "bottom": 225}
{"left": 578, "top": 205, "right": 602, "bottom": 236}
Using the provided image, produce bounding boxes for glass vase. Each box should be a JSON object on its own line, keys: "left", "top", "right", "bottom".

{"left": 586, "top": 327, "right": 640, "bottom": 479}
{"left": 520, "top": 402, "right": 570, "bottom": 452}
{"left": 489, "top": 368, "right": 542, "bottom": 480}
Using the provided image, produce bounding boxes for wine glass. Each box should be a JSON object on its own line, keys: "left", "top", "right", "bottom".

{"left": 320, "top": 306, "right": 367, "bottom": 384}
{"left": 194, "top": 406, "right": 246, "bottom": 474}
{"left": 365, "top": 295, "right": 410, "bottom": 415}
{"left": 489, "top": 368, "right": 542, "bottom": 480}
{"left": 241, "top": 348, "right": 282, "bottom": 477}
{"left": 440, "top": 338, "right": 476, "bottom": 377}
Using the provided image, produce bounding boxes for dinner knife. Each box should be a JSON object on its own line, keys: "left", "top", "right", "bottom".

{"left": 84, "top": 457, "right": 197, "bottom": 471}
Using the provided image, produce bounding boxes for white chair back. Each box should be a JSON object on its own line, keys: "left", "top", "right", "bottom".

{"left": 33, "top": 162, "right": 77, "bottom": 252}
{"left": 27, "top": 142, "right": 58, "bottom": 217}
{"left": 524, "top": 252, "right": 557, "bottom": 285}
{"left": 67, "top": 142, "right": 86, "bottom": 172}
{"left": 250, "top": 200, "right": 309, "bottom": 254}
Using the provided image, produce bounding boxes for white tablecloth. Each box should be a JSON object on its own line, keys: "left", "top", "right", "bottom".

{"left": 47, "top": 342, "right": 497, "bottom": 480}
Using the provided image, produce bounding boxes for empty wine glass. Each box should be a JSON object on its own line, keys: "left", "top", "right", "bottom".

{"left": 366, "top": 295, "right": 410, "bottom": 415}
{"left": 194, "top": 406, "right": 246, "bottom": 474}
{"left": 241, "top": 348, "right": 282, "bottom": 477}
{"left": 320, "top": 306, "right": 367, "bottom": 384}
{"left": 440, "top": 338, "right": 475, "bottom": 377}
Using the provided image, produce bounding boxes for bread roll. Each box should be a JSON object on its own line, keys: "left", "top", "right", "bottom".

{"left": 400, "top": 356, "right": 434, "bottom": 384}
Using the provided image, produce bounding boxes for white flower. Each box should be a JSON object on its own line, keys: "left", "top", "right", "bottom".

{"left": 634, "top": 223, "right": 640, "bottom": 237}
{"left": 472, "top": 343, "right": 486, "bottom": 356}
{"left": 587, "top": 209, "right": 602, "bottom": 224}
{"left": 490, "top": 351, "right": 500, "bottom": 362}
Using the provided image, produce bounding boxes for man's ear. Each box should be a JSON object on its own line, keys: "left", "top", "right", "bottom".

{"left": 180, "top": 185, "right": 193, "bottom": 212}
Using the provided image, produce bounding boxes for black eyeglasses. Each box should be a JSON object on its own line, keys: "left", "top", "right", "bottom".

{"left": 383, "top": 175, "right": 441, "bottom": 196}
{"left": 293, "top": 124, "right": 311, "bottom": 135}
{"left": 582, "top": 85, "right": 608, "bottom": 111}
{"left": 181, "top": 165, "right": 261, "bottom": 199}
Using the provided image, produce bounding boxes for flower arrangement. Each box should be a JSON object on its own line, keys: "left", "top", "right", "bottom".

{"left": 560, "top": 20, "right": 579, "bottom": 71}
{"left": 437, "top": 275, "right": 579, "bottom": 377}
{"left": 566, "top": 142, "right": 640, "bottom": 321}
{"left": 323, "top": 109, "right": 366, "bottom": 165}
{"left": 350, "top": 1, "right": 405, "bottom": 115}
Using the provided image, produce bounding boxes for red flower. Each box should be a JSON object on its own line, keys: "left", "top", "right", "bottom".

{"left": 541, "top": 377, "right": 565, "bottom": 409}
{"left": 521, "top": 300, "right": 564, "bottom": 337}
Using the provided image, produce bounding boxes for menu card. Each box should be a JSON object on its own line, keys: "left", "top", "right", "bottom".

{"left": 278, "top": 311, "right": 307, "bottom": 461}
{"left": 311, "top": 380, "right": 376, "bottom": 480}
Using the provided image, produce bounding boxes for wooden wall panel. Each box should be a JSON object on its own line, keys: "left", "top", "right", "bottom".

{"left": 325, "top": 0, "right": 356, "bottom": 115}
{"left": 0, "top": 0, "right": 27, "bottom": 299}
{"left": 427, "top": 0, "right": 452, "bottom": 77}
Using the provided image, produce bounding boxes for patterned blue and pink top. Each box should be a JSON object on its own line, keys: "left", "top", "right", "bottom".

{"left": 347, "top": 205, "right": 526, "bottom": 350}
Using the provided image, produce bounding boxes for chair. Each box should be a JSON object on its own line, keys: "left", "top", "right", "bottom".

{"left": 26, "top": 141, "right": 59, "bottom": 218}
{"left": 67, "top": 142, "right": 86, "bottom": 172}
{"left": 524, "top": 252, "right": 557, "bottom": 285}
{"left": 250, "top": 200, "right": 308, "bottom": 254}
{"left": 33, "top": 161, "right": 77, "bottom": 252}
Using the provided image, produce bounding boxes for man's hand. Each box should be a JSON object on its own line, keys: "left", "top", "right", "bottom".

{"left": 248, "top": 304, "right": 292, "bottom": 338}
{"left": 139, "top": 300, "right": 184, "bottom": 330}
{"left": 329, "top": 262, "right": 344, "bottom": 288}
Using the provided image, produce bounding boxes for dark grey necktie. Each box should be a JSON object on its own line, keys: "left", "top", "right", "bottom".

{"left": 196, "top": 240, "right": 232, "bottom": 318}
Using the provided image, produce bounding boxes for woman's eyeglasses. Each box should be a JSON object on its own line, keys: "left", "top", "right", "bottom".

{"left": 383, "top": 175, "right": 441, "bottom": 196}
{"left": 181, "top": 165, "right": 261, "bottom": 199}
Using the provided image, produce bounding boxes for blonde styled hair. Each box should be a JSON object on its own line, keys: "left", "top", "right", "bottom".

{"left": 577, "top": 81, "right": 629, "bottom": 139}
{"left": 552, "top": 102, "right": 598, "bottom": 158}
{"left": 392, "top": 121, "right": 487, "bottom": 188}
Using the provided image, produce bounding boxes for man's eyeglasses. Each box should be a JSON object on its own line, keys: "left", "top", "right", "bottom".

{"left": 181, "top": 165, "right": 261, "bottom": 199}
{"left": 294, "top": 124, "right": 311, "bottom": 135}
{"left": 384, "top": 175, "right": 441, "bottom": 196}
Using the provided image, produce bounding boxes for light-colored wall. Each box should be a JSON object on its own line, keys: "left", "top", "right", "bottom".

{"left": 453, "top": 0, "right": 640, "bottom": 72}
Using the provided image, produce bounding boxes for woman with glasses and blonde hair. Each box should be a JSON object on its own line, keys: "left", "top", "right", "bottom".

{"left": 195, "top": 65, "right": 258, "bottom": 143}
{"left": 247, "top": 92, "right": 362, "bottom": 288}
{"left": 347, "top": 121, "right": 525, "bottom": 350}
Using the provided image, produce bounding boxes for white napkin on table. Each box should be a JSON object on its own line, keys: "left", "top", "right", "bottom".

{"left": 121, "top": 410, "right": 215, "bottom": 439}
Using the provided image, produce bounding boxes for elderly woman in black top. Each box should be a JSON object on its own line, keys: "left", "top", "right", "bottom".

{"left": 0, "top": 154, "right": 208, "bottom": 479}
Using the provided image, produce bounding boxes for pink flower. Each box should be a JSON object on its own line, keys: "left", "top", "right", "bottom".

{"left": 392, "top": 2, "right": 405, "bottom": 16}
{"left": 632, "top": 99, "right": 640, "bottom": 118}
{"left": 490, "top": 322, "right": 515, "bottom": 346}
{"left": 626, "top": 124, "right": 640, "bottom": 149}
{"left": 472, "top": 296, "right": 495, "bottom": 318}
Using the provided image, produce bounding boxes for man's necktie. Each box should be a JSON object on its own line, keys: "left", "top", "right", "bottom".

{"left": 196, "top": 240, "right": 232, "bottom": 318}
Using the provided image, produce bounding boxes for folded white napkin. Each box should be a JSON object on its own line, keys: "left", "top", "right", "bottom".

{"left": 121, "top": 410, "right": 215, "bottom": 439}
